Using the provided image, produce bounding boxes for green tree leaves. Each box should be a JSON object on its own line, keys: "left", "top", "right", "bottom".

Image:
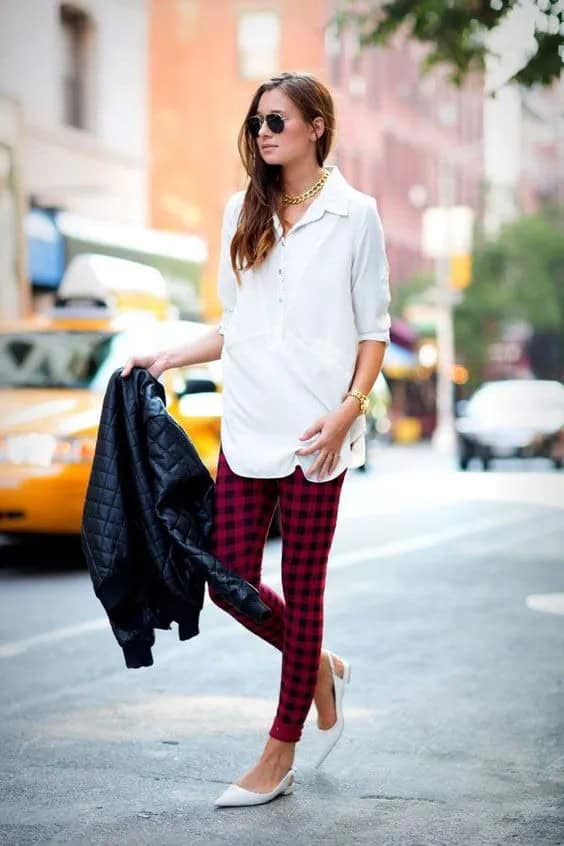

{"left": 334, "top": 0, "right": 564, "bottom": 88}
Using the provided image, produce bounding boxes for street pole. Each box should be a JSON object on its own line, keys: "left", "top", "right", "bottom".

{"left": 431, "top": 155, "right": 457, "bottom": 456}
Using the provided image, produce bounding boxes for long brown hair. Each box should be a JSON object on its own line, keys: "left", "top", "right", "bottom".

{"left": 230, "top": 71, "right": 336, "bottom": 285}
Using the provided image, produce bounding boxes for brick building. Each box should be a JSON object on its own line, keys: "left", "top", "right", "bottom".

{"left": 149, "top": 0, "right": 484, "bottom": 323}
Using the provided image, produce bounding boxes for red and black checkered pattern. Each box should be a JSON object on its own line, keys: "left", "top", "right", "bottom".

{"left": 207, "top": 445, "right": 347, "bottom": 743}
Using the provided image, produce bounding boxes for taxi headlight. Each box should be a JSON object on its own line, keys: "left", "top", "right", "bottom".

{"left": 0, "top": 434, "right": 96, "bottom": 466}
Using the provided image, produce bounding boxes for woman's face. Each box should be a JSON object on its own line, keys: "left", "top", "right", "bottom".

{"left": 253, "top": 88, "right": 324, "bottom": 168}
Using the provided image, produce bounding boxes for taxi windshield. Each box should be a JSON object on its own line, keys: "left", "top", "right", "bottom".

{"left": 0, "top": 330, "right": 120, "bottom": 389}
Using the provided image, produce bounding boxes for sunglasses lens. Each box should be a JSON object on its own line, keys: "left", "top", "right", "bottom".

{"left": 247, "top": 116, "right": 261, "bottom": 137}
{"left": 267, "top": 114, "right": 285, "bottom": 133}
{"left": 247, "top": 113, "right": 285, "bottom": 137}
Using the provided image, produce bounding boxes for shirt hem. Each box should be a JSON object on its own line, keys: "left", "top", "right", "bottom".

{"left": 220, "top": 442, "right": 364, "bottom": 483}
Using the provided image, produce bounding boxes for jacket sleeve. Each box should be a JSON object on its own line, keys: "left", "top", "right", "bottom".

{"left": 351, "top": 197, "right": 392, "bottom": 344}
{"left": 107, "top": 598, "right": 155, "bottom": 668}
{"left": 81, "top": 514, "right": 156, "bottom": 669}
{"left": 81, "top": 370, "right": 156, "bottom": 669}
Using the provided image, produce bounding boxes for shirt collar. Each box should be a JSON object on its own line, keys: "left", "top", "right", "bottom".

{"left": 272, "top": 164, "right": 350, "bottom": 238}
{"left": 319, "top": 164, "right": 351, "bottom": 215}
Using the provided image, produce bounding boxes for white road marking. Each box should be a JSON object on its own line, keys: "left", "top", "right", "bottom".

{"left": 0, "top": 512, "right": 554, "bottom": 662}
{"left": 525, "top": 593, "right": 564, "bottom": 615}
{"left": 329, "top": 513, "right": 530, "bottom": 571}
{"left": 266, "top": 512, "right": 538, "bottom": 583}
{"left": 0, "top": 618, "right": 108, "bottom": 659}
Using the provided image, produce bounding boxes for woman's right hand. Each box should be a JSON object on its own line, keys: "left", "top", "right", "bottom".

{"left": 121, "top": 352, "right": 168, "bottom": 379}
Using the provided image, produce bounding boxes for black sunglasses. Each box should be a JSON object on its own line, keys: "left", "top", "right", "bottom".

{"left": 247, "top": 112, "right": 286, "bottom": 138}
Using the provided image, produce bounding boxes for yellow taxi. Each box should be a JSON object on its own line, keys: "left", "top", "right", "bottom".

{"left": 0, "top": 254, "right": 223, "bottom": 537}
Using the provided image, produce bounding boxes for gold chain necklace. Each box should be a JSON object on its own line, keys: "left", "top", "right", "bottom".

{"left": 282, "top": 167, "right": 330, "bottom": 205}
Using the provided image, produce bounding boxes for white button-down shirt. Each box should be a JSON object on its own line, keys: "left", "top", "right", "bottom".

{"left": 216, "top": 164, "right": 391, "bottom": 483}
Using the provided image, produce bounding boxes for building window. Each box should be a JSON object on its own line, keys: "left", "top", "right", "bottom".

{"left": 0, "top": 144, "right": 21, "bottom": 319}
{"left": 237, "top": 11, "right": 280, "bottom": 80}
{"left": 351, "top": 32, "right": 362, "bottom": 76}
{"left": 366, "top": 49, "right": 380, "bottom": 111}
{"left": 59, "top": 3, "right": 91, "bottom": 129}
{"left": 349, "top": 31, "right": 365, "bottom": 99}
{"left": 351, "top": 152, "right": 363, "bottom": 190}
{"left": 324, "top": 21, "right": 341, "bottom": 87}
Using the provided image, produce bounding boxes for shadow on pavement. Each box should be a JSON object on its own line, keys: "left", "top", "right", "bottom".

{"left": 0, "top": 534, "right": 86, "bottom": 573}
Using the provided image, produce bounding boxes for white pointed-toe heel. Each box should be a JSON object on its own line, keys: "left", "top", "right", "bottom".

{"left": 214, "top": 768, "right": 295, "bottom": 808}
{"left": 313, "top": 652, "right": 351, "bottom": 769}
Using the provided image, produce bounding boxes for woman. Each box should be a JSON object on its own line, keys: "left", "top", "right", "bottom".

{"left": 122, "top": 71, "right": 391, "bottom": 807}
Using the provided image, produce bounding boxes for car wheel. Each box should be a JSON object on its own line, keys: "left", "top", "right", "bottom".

{"left": 482, "top": 452, "right": 491, "bottom": 471}
{"left": 458, "top": 453, "right": 470, "bottom": 471}
{"left": 553, "top": 457, "right": 563, "bottom": 470}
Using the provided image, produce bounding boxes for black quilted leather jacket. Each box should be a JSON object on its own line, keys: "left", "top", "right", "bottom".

{"left": 81, "top": 367, "right": 271, "bottom": 669}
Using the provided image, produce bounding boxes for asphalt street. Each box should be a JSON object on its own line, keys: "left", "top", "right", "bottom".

{"left": 0, "top": 441, "right": 563, "bottom": 845}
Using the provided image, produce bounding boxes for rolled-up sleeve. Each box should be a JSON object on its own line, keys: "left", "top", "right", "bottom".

{"left": 351, "top": 197, "right": 391, "bottom": 344}
{"left": 217, "top": 193, "right": 242, "bottom": 336}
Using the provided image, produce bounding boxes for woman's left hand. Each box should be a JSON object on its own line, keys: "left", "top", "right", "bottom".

{"left": 295, "top": 407, "right": 356, "bottom": 480}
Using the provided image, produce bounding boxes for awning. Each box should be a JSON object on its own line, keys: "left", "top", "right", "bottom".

{"left": 24, "top": 208, "right": 65, "bottom": 289}
{"left": 390, "top": 316, "right": 418, "bottom": 348}
{"left": 55, "top": 211, "right": 207, "bottom": 264}
{"left": 54, "top": 211, "right": 207, "bottom": 297}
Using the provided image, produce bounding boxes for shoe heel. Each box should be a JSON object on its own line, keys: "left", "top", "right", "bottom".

{"left": 282, "top": 770, "right": 295, "bottom": 795}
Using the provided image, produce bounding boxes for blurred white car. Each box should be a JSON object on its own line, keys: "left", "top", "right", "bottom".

{"left": 455, "top": 379, "right": 564, "bottom": 470}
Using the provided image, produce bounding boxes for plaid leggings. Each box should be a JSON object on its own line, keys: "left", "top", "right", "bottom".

{"left": 207, "top": 445, "right": 347, "bottom": 743}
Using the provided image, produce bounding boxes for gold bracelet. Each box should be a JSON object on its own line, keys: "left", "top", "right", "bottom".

{"left": 343, "top": 389, "right": 369, "bottom": 415}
